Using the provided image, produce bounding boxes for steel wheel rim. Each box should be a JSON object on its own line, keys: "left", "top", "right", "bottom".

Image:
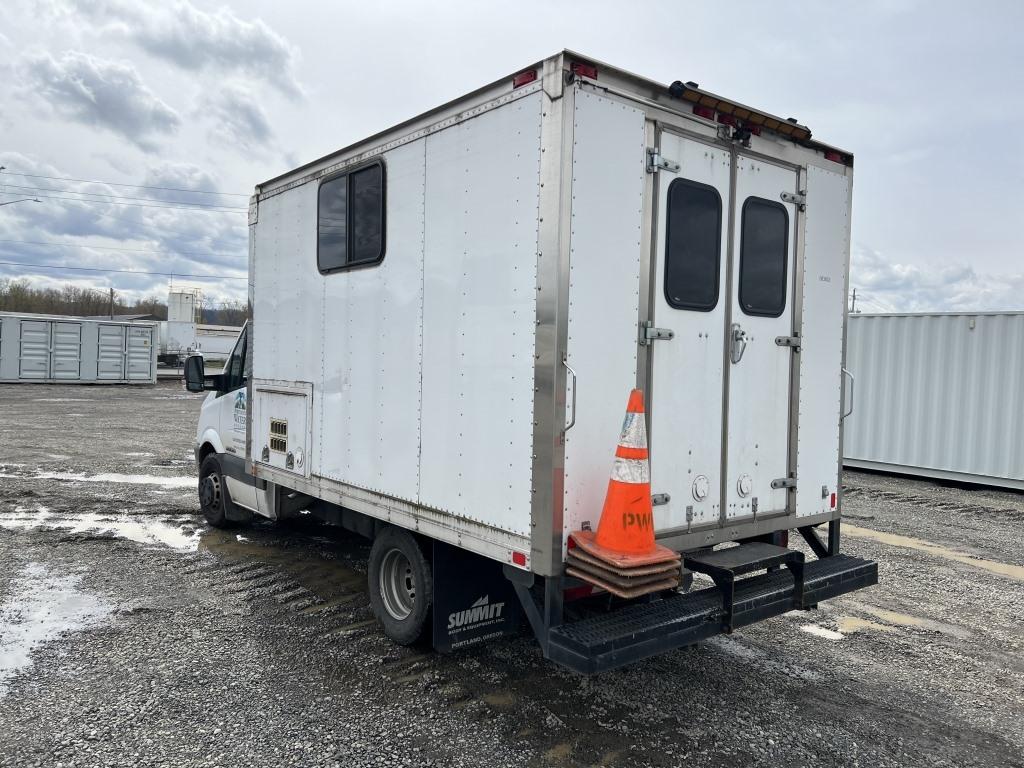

{"left": 379, "top": 547, "right": 415, "bottom": 621}
{"left": 201, "top": 474, "right": 221, "bottom": 511}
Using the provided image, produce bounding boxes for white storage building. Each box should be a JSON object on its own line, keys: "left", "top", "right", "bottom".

{"left": 843, "top": 311, "right": 1024, "bottom": 490}
{"left": 0, "top": 312, "right": 158, "bottom": 384}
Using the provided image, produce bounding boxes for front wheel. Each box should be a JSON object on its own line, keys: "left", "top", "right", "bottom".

{"left": 368, "top": 527, "right": 433, "bottom": 646}
{"left": 198, "top": 454, "right": 237, "bottom": 528}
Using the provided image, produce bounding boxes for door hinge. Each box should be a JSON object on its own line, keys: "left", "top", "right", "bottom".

{"left": 780, "top": 190, "right": 806, "bottom": 211}
{"left": 652, "top": 493, "right": 670, "bottom": 506}
{"left": 640, "top": 320, "right": 675, "bottom": 345}
{"left": 771, "top": 476, "right": 797, "bottom": 490}
{"left": 775, "top": 334, "right": 801, "bottom": 352}
{"left": 646, "top": 147, "right": 680, "bottom": 174}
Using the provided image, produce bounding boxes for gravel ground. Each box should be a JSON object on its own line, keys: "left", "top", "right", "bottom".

{"left": 0, "top": 382, "right": 1021, "bottom": 768}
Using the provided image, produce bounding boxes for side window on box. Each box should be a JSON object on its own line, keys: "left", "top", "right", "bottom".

{"left": 317, "top": 161, "right": 385, "bottom": 273}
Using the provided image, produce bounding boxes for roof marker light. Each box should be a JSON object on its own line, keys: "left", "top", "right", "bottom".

{"left": 512, "top": 69, "right": 537, "bottom": 89}
{"left": 512, "top": 551, "right": 527, "bottom": 566}
{"left": 824, "top": 150, "right": 844, "bottom": 164}
{"left": 693, "top": 105, "right": 715, "bottom": 120}
{"left": 570, "top": 61, "right": 598, "bottom": 79}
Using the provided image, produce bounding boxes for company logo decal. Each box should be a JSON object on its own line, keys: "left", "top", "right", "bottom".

{"left": 233, "top": 390, "right": 246, "bottom": 431}
{"left": 447, "top": 595, "right": 505, "bottom": 632}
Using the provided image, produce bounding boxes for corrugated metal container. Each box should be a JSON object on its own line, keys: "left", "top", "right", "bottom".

{"left": 844, "top": 312, "right": 1024, "bottom": 489}
{"left": 0, "top": 312, "right": 158, "bottom": 384}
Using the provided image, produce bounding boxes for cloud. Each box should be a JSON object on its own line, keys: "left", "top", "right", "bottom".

{"left": 0, "top": 152, "right": 247, "bottom": 304}
{"left": 199, "top": 84, "right": 274, "bottom": 151}
{"left": 851, "top": 246, "right": 1024, "bottom": 313}
{"left": 19, "top": 51, "right": 180, "bottom": 152}
{"left": 71, "top": 0, "right": 302, "bottom": 98}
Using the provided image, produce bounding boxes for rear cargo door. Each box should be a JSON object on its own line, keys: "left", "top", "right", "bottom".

{"left": 649, "top": 133, "right": 731, "bottom": 532}
{"left": 724, "top": 156, "right": 799, "bottom": 520}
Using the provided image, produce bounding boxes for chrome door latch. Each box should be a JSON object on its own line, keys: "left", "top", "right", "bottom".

{"left": 640, "top": 321, "right": 675, "bottom": 345}
{"left": 775, "top": 334, "right": 801, "bottom": 352}
{"left": 781, "top": 190, "right": 807, "bottom": 211}
{"left": 730, "top": 323, "right": 747, "bottom": 364}
{"left": 646, "top": 147, "right": 680, "bottom": 174}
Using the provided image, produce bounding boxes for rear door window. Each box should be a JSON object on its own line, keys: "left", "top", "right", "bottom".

{"left": 664, "top": 178, "right": 722, "bottom": 312}
{"left": 738, "top": 198, "right": 789, "bottom": 317}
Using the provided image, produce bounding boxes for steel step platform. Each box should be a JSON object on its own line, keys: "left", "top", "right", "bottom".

{"left": 546, "top": 554, "right": 877, "bottom": 674}
{"left": 684, "top": 542, "right": 806, "bottom": 630}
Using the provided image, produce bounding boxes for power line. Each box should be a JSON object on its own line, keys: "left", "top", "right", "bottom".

{"left": 0, "top": 170, "right": 249, "bottom": 197}
{"left": 1, "top": 182, "right": 243, "bottom": 209}
{"left": 0, "top": 190, "right": 246, "bottom": 213}
{"left": 0, "top": 259, "right": 247, "bottom": 280}
{"left": 0, "top": 238, "right": 241, "bottom": 259}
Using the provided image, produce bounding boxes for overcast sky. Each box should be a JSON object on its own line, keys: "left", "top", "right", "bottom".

{"left": 1, "top": 0, "right": 1021, "bottom": 312}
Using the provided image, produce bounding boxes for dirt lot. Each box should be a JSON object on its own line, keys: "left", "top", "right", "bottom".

{"left": 0, "top": 382, "right": 1021, "bottom": 768}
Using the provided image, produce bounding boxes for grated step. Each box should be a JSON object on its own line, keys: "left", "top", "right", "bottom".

{"left": 546, "top": 554, "right": 877, "bottom": 674}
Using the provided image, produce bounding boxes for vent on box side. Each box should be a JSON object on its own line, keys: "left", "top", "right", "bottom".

{"left": 269, "top": 418, "right": 287, "bottom": 453}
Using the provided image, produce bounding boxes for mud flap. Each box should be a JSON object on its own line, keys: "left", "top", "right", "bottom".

{"left": 431, "top": 541, "right": 521, "bottom": 652}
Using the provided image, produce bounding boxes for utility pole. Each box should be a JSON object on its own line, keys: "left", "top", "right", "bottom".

{"left": 850, "top": 288, "right": 857, "bottom": 314}
{"left": 109, "top": 287, "right": 114, "bottom": 319}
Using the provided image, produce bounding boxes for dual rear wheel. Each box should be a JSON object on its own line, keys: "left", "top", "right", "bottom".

{"left": 368, "top": 527, "right": 433, "bottom": 645}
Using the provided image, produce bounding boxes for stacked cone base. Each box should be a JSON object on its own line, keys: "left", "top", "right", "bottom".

{"left": 567, "top": 530, "right": 681, "bottom": 600}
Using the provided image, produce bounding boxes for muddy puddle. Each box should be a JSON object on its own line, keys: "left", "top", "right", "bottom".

{"left": 0, "top": 562, "right": 111, "bottom": 697}
{"left": 198, "top": 523, "right": 372, "bottom": 620}
{"left": 0, "top": 471, "right": 195, "bottom": 489}
{"left": 0, "top": 505, "right": 203, "bottom": 551}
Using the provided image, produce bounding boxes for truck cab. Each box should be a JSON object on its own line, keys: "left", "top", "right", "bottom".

{"left": 189, "top": 322, "right": 263, "bottom": 525}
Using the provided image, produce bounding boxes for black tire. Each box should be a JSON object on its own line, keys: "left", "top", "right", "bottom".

{"left": 198, "top": 454, "right": 237, "bottom": 529}
{"left": 368, "top": 527, "right": 433, "bottom": 646}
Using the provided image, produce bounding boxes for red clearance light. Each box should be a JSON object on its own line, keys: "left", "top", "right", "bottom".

{"left": 830, "top": 492, "right": 837, "bottom": 509}
{"left": 512, "top": 551, "right": 527, "bottom": 566}
{"left": 716, "top": 113, "right": 736, "bottom": 126}
{"left": 512, "top": 69, "right": 537, "bottom": 89}
{"left": 824, "top": 150, "right": 843, "bottom": 163}
{"left": 693, "top": 105, "right": 715, "bottom": 120}
{"left": 570, "top": 61, "right": 598, "bottom": 79}
{"left": 747, "top": 125, "right": 762, "bottom": 136}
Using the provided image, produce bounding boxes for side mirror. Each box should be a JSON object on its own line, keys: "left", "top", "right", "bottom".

{"left": 184, "top": 354, "right": 206, "bottom": 392}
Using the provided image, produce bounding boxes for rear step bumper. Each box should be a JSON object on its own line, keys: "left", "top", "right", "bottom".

{"left": 544, "top": 554, "right": 877, "bottom": 675}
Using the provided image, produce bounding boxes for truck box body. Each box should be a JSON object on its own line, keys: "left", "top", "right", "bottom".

{"left": 844, "top": 312, "right": 1024, "bottom": 489}
{"left": 246, "top": 52, "right": 855, "bottom": 580}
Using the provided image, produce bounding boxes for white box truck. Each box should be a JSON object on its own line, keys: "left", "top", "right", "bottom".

{"left": 185, "top": 51, "right": 876, "bottom": 673}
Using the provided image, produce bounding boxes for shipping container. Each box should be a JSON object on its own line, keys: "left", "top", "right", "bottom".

{"left": 844, "top": 311, "right": 1024, "bottom": 490}
{"left": 185, "top": 51, "right": 876, "bottom": 673}
{"left": 0, "top": 312, "right": 157, "bottom": 384}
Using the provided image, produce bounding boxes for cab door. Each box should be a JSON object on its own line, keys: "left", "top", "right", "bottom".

{"left": 649, "top": 133, "right": 731, "bottom": 533}
{"left": 723, "top": 157, "right": 799, "bottom": 521}
{"left": 218, "top": 324, "right": 257, "bottom": 510}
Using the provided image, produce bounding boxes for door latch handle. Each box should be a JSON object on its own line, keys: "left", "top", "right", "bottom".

{"left": 730, "top": 323, "right": 747, "bottom": 364}
{"left": 563, "top": 360, "right": 577, "bottom": 432}
{"left": 841, "top": 368, "right": 855, "bottom": 420}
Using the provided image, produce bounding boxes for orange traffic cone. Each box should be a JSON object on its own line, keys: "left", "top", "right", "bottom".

{"left": 568, "top": 389, "right": 681, "bottom": 599}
